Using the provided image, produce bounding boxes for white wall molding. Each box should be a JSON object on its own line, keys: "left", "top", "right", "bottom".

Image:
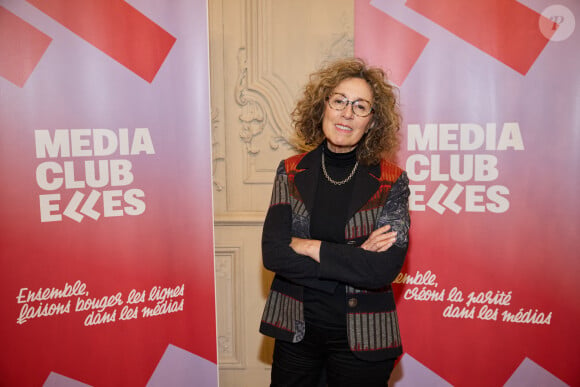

{"left": 215, "top": 245, "right": 245, "bottom": 369}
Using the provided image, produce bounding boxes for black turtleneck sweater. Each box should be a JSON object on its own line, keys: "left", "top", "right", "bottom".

{"left": 304, "top": 143, "right": 358, "bottom": 329}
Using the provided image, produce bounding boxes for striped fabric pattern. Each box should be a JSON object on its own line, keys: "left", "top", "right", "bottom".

{"left": 345, "top": 207, "right": 381, "bottom": 240}
{"left": 269, "top": 153, "right": 307, "bottom": 208}
{"left": 290, "top": 194, "right": 309, "bottom": 220}
{"left": 261, "top": 290, "right": 305, "bottom": 343}
{"left": 345, "top": 159, "right": 400, "bottom": 241}
{"left": 347, "top": 310, "right": 401, "bottom": 351}
{"left": 269, "top": 173, "right": 290, "bottom": 206}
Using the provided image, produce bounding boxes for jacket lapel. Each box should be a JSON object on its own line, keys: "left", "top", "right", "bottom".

{"left": 293, "top": 145, "right": 381, "bottom": 220}
{"left": 293, "top": 146, "right": 321, "bottom": 214}
{"left": 346, "top": 162, "right": 381, "bottom": 220}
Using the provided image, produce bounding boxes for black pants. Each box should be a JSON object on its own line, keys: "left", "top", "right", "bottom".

{"left": 270, "top": 323, "right": 395, "bottom": 387}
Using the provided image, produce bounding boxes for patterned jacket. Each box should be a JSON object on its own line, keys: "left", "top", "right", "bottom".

{"left": 260, "top": 145, "right": 410, "bottom": 361}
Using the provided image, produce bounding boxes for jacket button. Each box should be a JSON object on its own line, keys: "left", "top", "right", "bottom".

{"left": 348, "top": 298, "right": 358, "bottom": 308}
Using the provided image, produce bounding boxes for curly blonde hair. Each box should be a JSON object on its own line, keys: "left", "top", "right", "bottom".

{"left": 291, "top": 57, "right": 401, "bottom": 165}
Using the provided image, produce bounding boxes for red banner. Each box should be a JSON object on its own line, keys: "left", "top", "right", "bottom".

{"left": 356, "top": 1, "right": 579, "bottom": 386}
{"left": 0, "top": 1, "right": 217, "bottom": 386}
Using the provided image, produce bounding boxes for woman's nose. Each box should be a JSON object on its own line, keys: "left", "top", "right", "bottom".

{"left": 341, "top": 102, "right": 355, "bottom": 118}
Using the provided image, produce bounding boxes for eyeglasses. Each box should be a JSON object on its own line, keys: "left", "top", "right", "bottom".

{"left": 326, "top": 93, "right": 373, "bottom": 117}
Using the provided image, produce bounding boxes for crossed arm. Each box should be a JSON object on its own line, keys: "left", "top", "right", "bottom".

{"left": 291, "top": 223, "right": 398, "bottom": 262}
{"left": 262, "top": 172, "right": 410, "bottom": 290}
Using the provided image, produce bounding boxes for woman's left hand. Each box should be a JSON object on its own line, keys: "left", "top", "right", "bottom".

{"left": 360, "top": 225, "right": 397, "bottom": 252}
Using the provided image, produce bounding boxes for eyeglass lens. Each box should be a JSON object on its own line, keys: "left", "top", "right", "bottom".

{"left": 328, "top": 93, "right": 372, "bottom": 117}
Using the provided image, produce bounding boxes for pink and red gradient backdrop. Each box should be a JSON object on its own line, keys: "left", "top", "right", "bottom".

{"left": 356, "top": 1, "right": 579, "bottom": 386}
{"left": 1, "top": 1, "right": 217, "bottom": 386}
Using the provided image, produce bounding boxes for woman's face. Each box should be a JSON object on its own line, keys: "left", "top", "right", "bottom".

{"left": 322, "top": 77, "right": 373, "bottom": 153}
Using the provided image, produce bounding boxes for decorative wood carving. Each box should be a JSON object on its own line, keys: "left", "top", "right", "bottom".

{"left": 211, "top": 108, "right": 225, "bottom": 191}
{"left": 215, "top": 246, "right": 244, "bottom": 369}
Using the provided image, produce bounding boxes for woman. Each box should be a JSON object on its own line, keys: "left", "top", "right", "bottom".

{"left": 260, "top": 57, "right": 410, "bottom": 387}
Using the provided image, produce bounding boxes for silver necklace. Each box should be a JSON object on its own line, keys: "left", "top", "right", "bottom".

{"left": 321, "top": 151, "right": 359, "bottom": 186}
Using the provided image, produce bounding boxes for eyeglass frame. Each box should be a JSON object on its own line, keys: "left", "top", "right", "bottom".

{"left": 326, "top": 92, "right": 374, "bottom": 117}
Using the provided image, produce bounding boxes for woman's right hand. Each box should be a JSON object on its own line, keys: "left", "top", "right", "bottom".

{"left": 360, "top": 225, "right": 397, "bottom": 252}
